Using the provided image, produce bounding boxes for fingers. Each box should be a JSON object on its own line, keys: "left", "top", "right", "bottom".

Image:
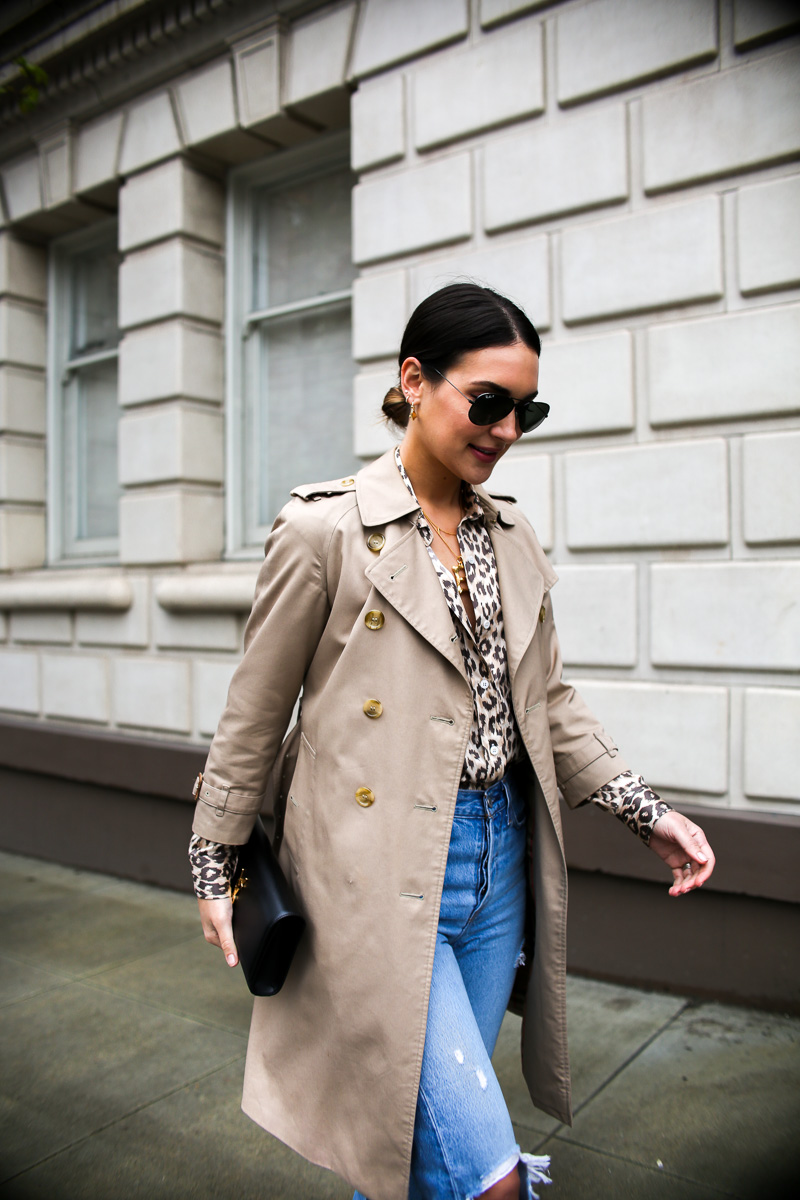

{"left": 657, "top": 813, "right": 716, "bottom": 896}
{"left": 197, "top": 898, "right": 239, "bottom": 967}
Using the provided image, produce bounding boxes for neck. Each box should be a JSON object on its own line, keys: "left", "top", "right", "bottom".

{"left": 398, "top": 439, "right": 462, "bottom": 512}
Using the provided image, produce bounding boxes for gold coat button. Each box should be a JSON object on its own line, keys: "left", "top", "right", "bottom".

{"left": 341, "top": 477, "right": 355, "bottom": 486}
{"left": 367, "top": 532, "right": 386, "bottom": 553}
{"left": 355, "top": 787, "right": 375, "bottom": 807}
{"left": 539, "top": 605, "right": 546, "bottom": 623}
{"left": 363, "top": 699, "right": 383, "bottom": 719}
{"left": 365, "top": 610, "right": 385, "bottom": 630}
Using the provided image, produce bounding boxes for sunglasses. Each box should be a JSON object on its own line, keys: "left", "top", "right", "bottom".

{"left": 426, "top": 365, "right": 549, "bottom": 433}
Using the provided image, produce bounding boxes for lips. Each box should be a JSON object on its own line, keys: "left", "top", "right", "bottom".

{"left": 469, "top": 444, "right": 500, "bottom": 463}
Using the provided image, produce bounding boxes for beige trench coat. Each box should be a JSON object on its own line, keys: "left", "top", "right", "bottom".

{"left": 192, "top": 448, "right": 629, "bottom": 1200}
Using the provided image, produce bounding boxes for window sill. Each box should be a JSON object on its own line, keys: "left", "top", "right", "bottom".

{"left": 0, "top": 571, "right": 132, "bottom": 611}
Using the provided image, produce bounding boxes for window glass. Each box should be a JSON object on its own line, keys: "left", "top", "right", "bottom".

{"left": 236, "top": 147, "right": 358, "bottom": 546}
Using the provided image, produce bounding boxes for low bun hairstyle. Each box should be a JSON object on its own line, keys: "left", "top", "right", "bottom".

{"left": 382, "top": 283, "right": 541, "bottom": 429}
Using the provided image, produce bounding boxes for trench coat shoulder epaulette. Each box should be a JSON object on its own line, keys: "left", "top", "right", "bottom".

{"left": 486, "top": 490, "right": 517, "bottom": 504}
{"left": 290, "top": 475, "right": 358, "bottom": 502}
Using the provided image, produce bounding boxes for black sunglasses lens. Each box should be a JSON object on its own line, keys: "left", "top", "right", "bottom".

{"left": 468, "top": 394, "right": 513, "bottom": 426}
{"left": 518, "top": 401, "right": 549, "bottom": 432}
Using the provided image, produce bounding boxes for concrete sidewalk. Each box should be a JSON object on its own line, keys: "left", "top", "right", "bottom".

{"left": 0, "top": 849, "right": 797, "bottom": 1200}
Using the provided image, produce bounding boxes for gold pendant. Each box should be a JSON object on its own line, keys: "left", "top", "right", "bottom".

{"left": 452, "top": 558, "right": 467, "bottom": 594}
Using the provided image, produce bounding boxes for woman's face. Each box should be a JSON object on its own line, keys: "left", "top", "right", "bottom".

{"left": 401, "top": 341, "right": 540, "bottom": 487}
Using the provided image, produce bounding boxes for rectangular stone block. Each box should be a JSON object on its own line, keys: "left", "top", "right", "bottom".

{"left": 651, "top": 562, "right": 800, "bottom": 671}
{"left": 174, "top": 58, "right": 238, "bottom": 149}
{"left": 155, "top": 607, "right": 239, "bottom": 652}
{"left": 75, "top": 576, "right": 150, "bottom": 648}
{"left": 561, "top": 196, "right": 723, "bottom": 323}
{"left": 119, "top": 320, "right": 223, "bottom": 406}
{"left": 0, "top": 649, "right": 38, "bottom": 714}
{"left": 42, "top": 653, "right": 109, "bottom": 723}
{"left": 642, "top": 49, "right": 800, "bottom": 193}
{"left": 113, "top": 656, "right": 190, "bottom": 733}
{"left": 286, "top": 1, "right": 356, "bottom": 123}
{"left": 353, "top": 366, "right": 402, "bottom": 457}
{"left": 557, "top": 0, "right": 717, "bottom": 105}
{"left": 569, "top": 679, "right": 728, "bottom": 794}
{"left": 353, "top": 270, "right": 408, "bottom": 361}
{"left": 0, "top": 233, "right": 46, "bottom": 302}
{"left": 118, "top": 405, "right": 223, "bottom": 486}
{"left": 744, "top": 687, "right": 800, "bottom": 802}
{"left": 120, "top": 160, "right": 224, "bottom": 252}
{"left": 734, "top": 0, "right": 800, "bottom": 50}
{"left": 551, "top": 565, "right": 637, "bottom": 667}
{"left": 0, "top": 300, "right": 47, "bottom": 368}
{"left": 566, "top": 439, "right": 728, "bottom": 549}
{"left": 39, "top": 127, "right": 71, "bottom": 210}
{"left": 481, "top": 0, "right": 549, "bottom": 28}
{"left": 119, "top": 488, "right": 223, "bottom": 564}
{"left": 484, "top": 104, "right": 628, "bottom": 231}
{"left": 737, "top": 174, "right": 800, "bottom": 296}
{"left": 9, "top": 612, "right": 71, "bottom": 644}
{"left": 414, "top": 18, "right": 543, "bottom": 150}
{"left": 0, "top": 154, "right": 41, "bottom": 222}
{"left": 411, "top": 235, "right": 551, "bottom": 331}
{"left": 485, "top": 452, "right": 552, "bottom": 550}
{"left": 119, "top": 239, "right": 224, "bottom": 330}
{"left": 74, "top": 112, "right": 124, "bottom": 196}
{"left": 742, "top": 430, "right": 800, "bottom": 545}
{"left": 0, "top": 367, "right": 46, "bottom": 435}
{"left": 351, "top": 0, "right": 468, "bottom": 78}
{"left": 353, "top": 153, "right": 472, "bottom": 264}
{"left": 0, "top": 437, "right": 45, "bottom": 503}
{"left": 351, "top": 74, "right": 406, "bottom": 172}
{"left": 195, "top": 658, "right": 239, "bottom": 738}
{"left": 118, "top": 92, "right": 182, "bottom": 176}
{"left": 0, "top": 508, "right": 45, "bottom": 570}
{"left": 232, "top": 26, "right": 311, "bottom": 146}
{"left": 647, "top": 305, "right": 800, "bottom": 426}
{"left": 534, "top": 332, "right": 633, "bottom": 440}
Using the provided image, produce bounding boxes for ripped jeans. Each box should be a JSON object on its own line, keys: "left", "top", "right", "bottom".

{"left": 355, "top": 766, "right": 537, "bottom": 1200}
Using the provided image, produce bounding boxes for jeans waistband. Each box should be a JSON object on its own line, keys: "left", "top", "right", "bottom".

{"left": 454, "top": 762, "right": 526, "bottom": 819}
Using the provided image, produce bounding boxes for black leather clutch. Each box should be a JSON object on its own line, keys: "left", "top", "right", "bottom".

{"left": 231, "top": 817, "right": 306, "bottom": 997}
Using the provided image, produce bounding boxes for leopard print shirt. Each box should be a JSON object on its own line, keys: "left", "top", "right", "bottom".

{"left": 189, "top": 453, "right": 672, "bottom": 899}
{"left": 395, "top": 446, "right": 522, "bottom": 788}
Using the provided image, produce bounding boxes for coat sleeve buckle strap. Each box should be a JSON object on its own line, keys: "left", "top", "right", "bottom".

{"left": 193, "top": 773, "right": 267, "bottom": 819}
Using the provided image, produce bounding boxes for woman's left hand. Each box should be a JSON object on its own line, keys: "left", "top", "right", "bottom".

{"left": 648, "top": 811, "right": 716, "bottom": 896}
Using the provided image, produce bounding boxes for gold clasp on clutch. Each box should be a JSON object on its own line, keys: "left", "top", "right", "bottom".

{"left": 231, "top": 871, "right": 249, "bottom": 903}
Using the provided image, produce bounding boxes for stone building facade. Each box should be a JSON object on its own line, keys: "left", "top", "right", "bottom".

{"left": 0, "top": 0, "right": 798, "bottom": 1006}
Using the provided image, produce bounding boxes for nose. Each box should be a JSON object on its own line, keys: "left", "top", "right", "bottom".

{"left": 490, "top": 409, "right": 521, "bottom": 444}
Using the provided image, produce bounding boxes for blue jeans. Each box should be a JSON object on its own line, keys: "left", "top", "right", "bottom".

{"left": 355, "top": 767, "right": 550, "bottom": 1200}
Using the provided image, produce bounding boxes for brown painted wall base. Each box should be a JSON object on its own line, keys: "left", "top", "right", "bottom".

{"left": 1, "top": 716, "right": 799, "bottom": 1011}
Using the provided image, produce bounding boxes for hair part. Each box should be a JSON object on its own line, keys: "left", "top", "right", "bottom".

{"left": 382, "top": 282, "right": 542, "bottom": 429}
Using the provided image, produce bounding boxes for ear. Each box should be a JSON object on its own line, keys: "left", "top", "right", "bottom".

{"left": 400, "top": 357, "right": 425, "bottom": 402}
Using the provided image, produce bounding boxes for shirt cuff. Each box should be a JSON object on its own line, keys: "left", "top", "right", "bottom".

{"left": 587, "top": 771, "right": 672, "bottom": 845}
{"left": 188, "top": 833, "right": 238, "bottom": 900}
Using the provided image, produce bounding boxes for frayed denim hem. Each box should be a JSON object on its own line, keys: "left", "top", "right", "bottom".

{"left": 473, "top": 1149, "right": 520, "bottom": 1197}
{"left": 519, "top": 1152, "right": 552, "bottom": 1200}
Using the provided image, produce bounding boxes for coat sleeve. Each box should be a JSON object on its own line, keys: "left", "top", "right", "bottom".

{"left": 540, "top": 590, "right": 631, "bottom": 808}
{"left": 191, "top": 500, "right": 331, "bottom": 843}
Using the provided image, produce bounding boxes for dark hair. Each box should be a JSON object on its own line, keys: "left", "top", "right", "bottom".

{"left": 382, "top": 282, "right": 542, "bottom": 429}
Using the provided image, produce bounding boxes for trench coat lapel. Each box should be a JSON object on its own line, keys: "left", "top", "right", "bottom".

{"left": 365, "top": 526, "right": 468, "bottom": 683}
{"left": 358, "top": 451, "right": 468, "bottom": 683}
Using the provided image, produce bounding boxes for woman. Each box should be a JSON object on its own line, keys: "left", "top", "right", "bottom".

{"left": 190, "top": 284, "right": 715, "bottom": 1200}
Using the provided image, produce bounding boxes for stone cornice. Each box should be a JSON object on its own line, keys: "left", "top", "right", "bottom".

{"left": 0, "top": 0, "right": 330, "bottom": 159}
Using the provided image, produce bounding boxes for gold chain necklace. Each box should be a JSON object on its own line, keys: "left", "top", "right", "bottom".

{"left": 420, "top": 508, "right": 468, "bottom": 594}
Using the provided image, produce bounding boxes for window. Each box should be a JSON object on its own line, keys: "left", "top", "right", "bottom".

{"left": 48, "top": 223, "right": 120, "bottom": 561}
{"left": 228, "top": 134, "right": 358, "bottom": 552}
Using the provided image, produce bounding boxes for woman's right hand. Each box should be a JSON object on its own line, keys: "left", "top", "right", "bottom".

{"left": 198, "top": 897, "right": 239, "bottom": 967}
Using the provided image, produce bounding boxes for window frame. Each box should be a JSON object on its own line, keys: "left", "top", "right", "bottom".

{"left": 225, "top": 131, "right": 354, "bottom": 557}
{"left": 46, "top": 219, "right": 121, "bottom": 565}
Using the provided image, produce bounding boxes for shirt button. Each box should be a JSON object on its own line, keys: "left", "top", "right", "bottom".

{"left": 365, "top": 610, "right": 385, "bottom": 630}
{"left": 489, "top": 743, "right": 499, "bottom": 756}
{"left": 482, "top": 618, "right": 491, "bottom": 630}
{"left": 355, "top": 787, "right": 375, "bottom": 807}
{"left": 480, "top": 679, "right": 490, "bottom": 691}
{"left": 466, "top": 555, "right": 475, "bottom": 565}
{"left": 363, "top": 699, "right": 383, "bottom": 718}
